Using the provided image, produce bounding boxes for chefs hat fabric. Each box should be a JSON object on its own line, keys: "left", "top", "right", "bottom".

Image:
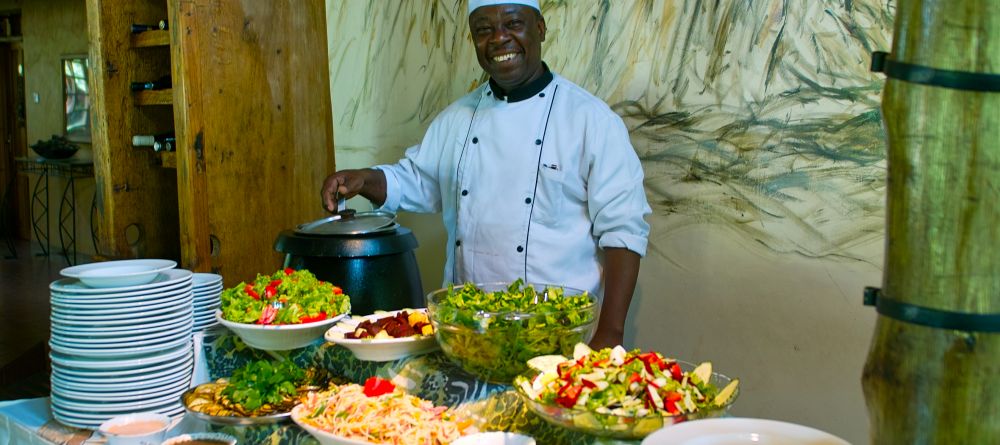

{"left": 468, "top": 0, "right": 541, "bottom": 15}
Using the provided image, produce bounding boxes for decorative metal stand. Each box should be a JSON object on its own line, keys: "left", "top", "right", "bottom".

{"left": 15, "top": 157, "right": 95, "bottom": 266}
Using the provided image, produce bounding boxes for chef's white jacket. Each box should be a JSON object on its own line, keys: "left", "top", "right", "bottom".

{"left": 376, "top": 73, "right": 651, "bottom": 298}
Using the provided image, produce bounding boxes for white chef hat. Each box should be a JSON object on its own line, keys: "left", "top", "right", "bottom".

{"left": 468, "top": 0, "right": 541, "bottom": 16}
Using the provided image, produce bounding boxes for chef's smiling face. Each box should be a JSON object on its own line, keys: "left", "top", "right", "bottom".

{"left": 469, "top": 4, "right": 546, "bottom": 92}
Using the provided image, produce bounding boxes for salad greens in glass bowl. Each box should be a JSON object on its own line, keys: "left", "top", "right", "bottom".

{"left": 514, "top": 344, "right": 740, "bottom": 439}
{"left": 425, "top": 279, "right": 597, "bottom": 383}
{"left": 218, "top": 268, "right": 351, "bottom": 350}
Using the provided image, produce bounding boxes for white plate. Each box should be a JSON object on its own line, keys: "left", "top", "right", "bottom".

{"left": 50, "top": 315, "right": 188, "bottom": 337}
{"left": 292, "top": 404, "right": 374, "bottom": 445}
{"left": 53, "top": 369, "right": 191, "bottom": 394}
{"left": 50, "top": 308, "right": 189, "bottom": 328}
{"left": 193, "top": 313, "right": 218, "bottom": 323}
{"left": 641, "top": 418, "right": 851, "bottom": 445}
{"left": 324, "top": 309, "right": 439, "bottom": 362}
{"left": 51, "top": 269, "right": 193, "bottom": 295}
{"left": 194, "top": 293, "right": 222, "bottom": 302}
{"left": 60, "top": 259, "right": 176, "bottom": 288}
{"left": 52, "top": 356, "right": 193, "bottom": 384}
{"left": 53, "top": 403, "right": 185, "bottom": 422}
{"left": 50, "top": 275, "right": 193, "bottom": 301}
{"left": 53, "top": 356, "right": 192, "bottom": 380}
{"left": 451, "top": 432, "right": 536, "bottom": 445}
{"left": 50, "top": 303, "right": 191, "bottom": 322}
{"left": 49, "top": 342, "right": 191, "bottom": 370}
{"left": 194, "top": 284, "right": 223, "bottom": 295}
{"left": 52, "top": 375, "right": 190, "bottom": 401}
{"left": 51, "top": 284, "right": 192, "bottom": 306}
{"left": 49, "top": 334, "right": 192, "bottom": 358}
{"left": 50, "top": 289, "right": 192, "bottom": 312}
{"left": 193, "top": 272, "right": 223, "bottom": 287}
{"left": 52, "top": 401, "right": 184, "bottom": 428}
{"left": 52, "top": 388, "right": 184, "bottom": 412}
{"left": 51, "top": 319, "right": 192, "bottom": 346}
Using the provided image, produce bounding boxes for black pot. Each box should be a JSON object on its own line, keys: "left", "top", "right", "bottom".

{"left": 274, "top": 226, "right": 424, "bottom": 316}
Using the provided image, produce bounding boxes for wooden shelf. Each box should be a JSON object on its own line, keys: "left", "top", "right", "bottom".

{"left": 134, "top": 89, "right": 173, "bottom": 105}
{"left": 130, "top": 29, "right": 169, "bottom": 48}
{"left": 158, "top": 151, "right": 176, "bottom": 168}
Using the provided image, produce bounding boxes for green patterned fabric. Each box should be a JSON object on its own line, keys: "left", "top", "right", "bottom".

{"left": 200, "top": 328, "right": 639, "bottom": 444}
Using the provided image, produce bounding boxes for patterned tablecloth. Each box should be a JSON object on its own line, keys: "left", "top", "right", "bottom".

{"left": 199, "top": 327, "right": 639, "bottom": 445}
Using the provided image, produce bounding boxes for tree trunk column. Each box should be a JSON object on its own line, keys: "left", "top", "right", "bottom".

{"left": 862, "top": 1, "right": 999, "bottom": 443}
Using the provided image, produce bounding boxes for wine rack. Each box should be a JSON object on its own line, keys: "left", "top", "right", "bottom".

{"left": 86, "top": 0, "right": 336, "bottom": 284}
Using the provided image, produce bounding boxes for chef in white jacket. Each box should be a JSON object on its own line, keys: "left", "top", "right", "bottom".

{"left": 321, "top": 0, "right": 651, "bottom": 349}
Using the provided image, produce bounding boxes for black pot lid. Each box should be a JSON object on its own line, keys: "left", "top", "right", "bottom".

{"left": 295, "top": 209, "right": 397, "bottom": 236}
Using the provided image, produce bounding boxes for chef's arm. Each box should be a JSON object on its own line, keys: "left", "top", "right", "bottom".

{"left": 590, "top": 247, "right": 641, "bottom": 349}
{"left": 321, "top": 168, "right": 388, "bottom": 212}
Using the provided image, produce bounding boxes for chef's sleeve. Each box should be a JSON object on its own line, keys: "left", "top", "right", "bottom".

{"left": 588, "top": 115, "right": 651, "bottom": 257}
{"left": 373, "top": 122, "right": 446, "bottom": 214}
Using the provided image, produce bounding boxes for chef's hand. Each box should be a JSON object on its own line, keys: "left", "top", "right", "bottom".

{"left": 321, "top": 168, "right": 388, "bottom": 212}
{"left": 588, "top": 328, "right": 623, "bottom": 351}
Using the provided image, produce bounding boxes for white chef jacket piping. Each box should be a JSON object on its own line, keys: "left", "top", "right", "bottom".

{"left": 374, "top": 73, "right": 651, "bottom": 296}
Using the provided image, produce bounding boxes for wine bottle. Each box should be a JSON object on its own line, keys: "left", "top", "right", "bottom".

{"left": 130, "top": 75, "right": 171, "bottom": 92}
{"left": 130, "top": 20, "right": 168, "bottom": 33}
{"left": 132, "top": 132, "right": 176, "bottom": 152}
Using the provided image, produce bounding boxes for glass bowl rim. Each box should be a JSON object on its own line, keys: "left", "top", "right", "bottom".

{"left": 425, "top": 281, "right": 599, "bottom": 320}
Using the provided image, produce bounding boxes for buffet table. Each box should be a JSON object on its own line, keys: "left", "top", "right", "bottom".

{"left": 198, "top": 328, "right": 637, "bottom": 445}
{"left": 0, "top": 327, "right": 640, "bottom": 445}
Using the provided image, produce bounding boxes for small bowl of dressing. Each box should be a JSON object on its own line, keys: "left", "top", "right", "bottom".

{"left": 98, "top": 412, "right": 171, "bottom": 445}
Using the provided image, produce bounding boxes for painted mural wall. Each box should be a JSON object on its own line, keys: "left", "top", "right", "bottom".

{"left": 326, "top": 1, "right": 891, "bottom": 443}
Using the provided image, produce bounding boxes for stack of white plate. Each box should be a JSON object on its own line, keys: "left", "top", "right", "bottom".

{"left": 192, "top": 273, "right": 223, "bottom": 332}
{"left": 48, "top": 261, "right": 195, "bottom": 430}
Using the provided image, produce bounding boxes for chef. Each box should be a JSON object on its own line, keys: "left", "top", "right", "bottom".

{"left": 321, "top": 0, "right": 651, "bottom": 349}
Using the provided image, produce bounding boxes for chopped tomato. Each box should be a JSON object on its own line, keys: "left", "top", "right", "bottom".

{"left": 244, "top": 284, "right": 260, "bottom": 300}
{"left": 556, "top": 383, "right": 583, "bottom": 408}
{"left": 284, "top": 267, "right": 294, "bottom": 275}
{"left": 299, "top": 312, "right": 327, "bottom": 324}
{"left": 362, "top": 376, "right": 395, "bottom": 397}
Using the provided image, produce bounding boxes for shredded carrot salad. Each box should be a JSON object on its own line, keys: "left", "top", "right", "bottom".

{"left": 295, "top": 384, "right": 475, "bottom": 444}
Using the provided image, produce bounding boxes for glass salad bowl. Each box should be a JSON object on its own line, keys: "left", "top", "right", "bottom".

{"left": 425, "top": 281, "right": 598, "bottom": 383}
{"left": 514, "top": 358, "right": 739, "bottom": 440}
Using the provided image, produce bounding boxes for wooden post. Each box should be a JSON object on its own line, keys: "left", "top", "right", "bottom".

{"left": 862, "top": 0, "right": 999, "bottom": 443}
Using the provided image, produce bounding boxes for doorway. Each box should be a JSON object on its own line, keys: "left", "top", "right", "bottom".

{"left": 0, "top": 11, "right": 28, "bottom": 253}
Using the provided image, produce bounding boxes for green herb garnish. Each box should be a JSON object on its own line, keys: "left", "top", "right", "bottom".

{"left": 220, "top": 360, "right": 306, "bottom": 412}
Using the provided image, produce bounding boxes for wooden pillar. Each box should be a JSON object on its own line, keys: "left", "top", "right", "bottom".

{"left": 862, "top": 0, "right": 999, "bottom": 443}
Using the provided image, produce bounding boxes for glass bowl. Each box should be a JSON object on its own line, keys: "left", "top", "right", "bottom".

{"left": 515, "top": 361, "right": 739, "bottom": 440}
{"left": 425, "top": 282, "right": 597, "bottom": 383}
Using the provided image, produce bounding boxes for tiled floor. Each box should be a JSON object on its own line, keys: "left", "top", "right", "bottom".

{"left": 0, "top": 238, "right": 62, "bottom": 400}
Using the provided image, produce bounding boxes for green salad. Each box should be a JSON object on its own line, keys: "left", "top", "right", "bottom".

{"left": 220, "top": 268, "right": 351, "bottom": 325}
{"left": 515, "top": 344, "right": 739, "bottom": 436}
{"left": 429, "top": 279, "right": 595, "bottom": 383}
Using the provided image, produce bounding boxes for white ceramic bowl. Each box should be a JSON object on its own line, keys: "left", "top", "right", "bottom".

{"left": 61, "top": 259, "right": 176, "bottom": 289}
{"left": 640, "top": 418, "right": 851, "bottom": 445}
{"left": 77, "top": 265, "right": 160, "bottom": 288}
{"left": 451, "top": 432, "right": 537, "bottom": 445}
{"left": 324, "top": 309, "right": 440, "bottom": 361}
{"left": 98, "top": 412, "right": 171, "bottom": 445}
{"left": 162, "top": 432, "right": 238, "bottom": 445}
{"left": 217, "top": 310, "right": 347, "bottom": 351}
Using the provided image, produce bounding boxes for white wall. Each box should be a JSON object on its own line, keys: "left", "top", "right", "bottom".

{"left": 326, "top": 1, "right": 890, "bottom": 443}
